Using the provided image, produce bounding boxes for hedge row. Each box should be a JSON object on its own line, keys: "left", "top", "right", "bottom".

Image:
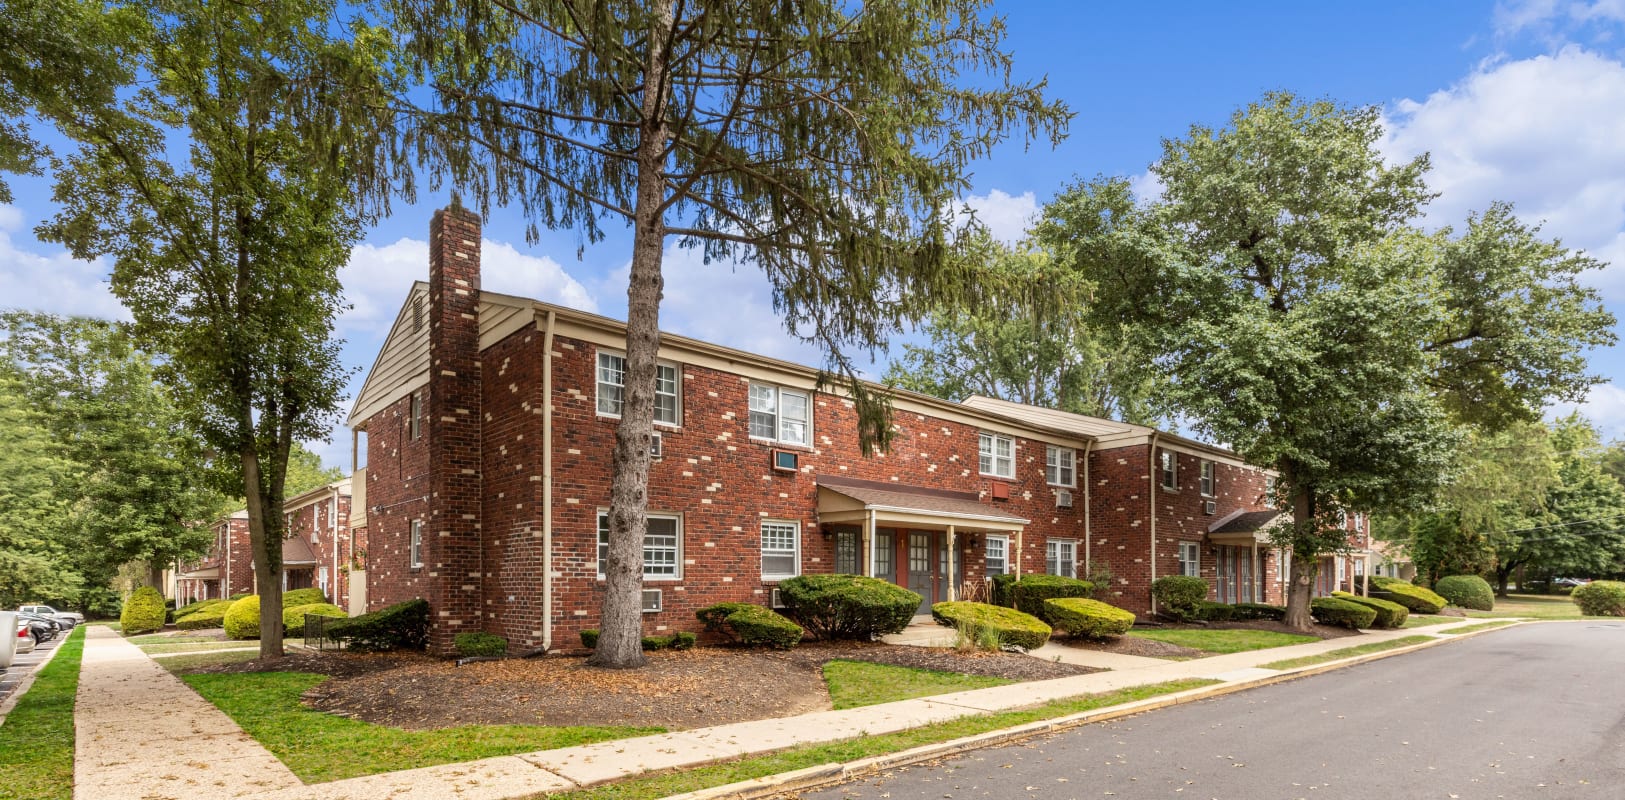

{"left": 1370, "top": 577, "right": 1446, "bottom": 614}
{"left": 1332, "top": 592, "right": 1409, "bottom": 628}
{"left": 1310, "top": 596, "right": 1377, "bottom": 629}
{"left": 931, "top": 601, "right": 1051, "bottom": 650}
{"left": 1012, "top": 575, "right": 1095, "bottom": 621}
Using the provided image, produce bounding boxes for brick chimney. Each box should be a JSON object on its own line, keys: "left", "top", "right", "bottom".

{"left": 427, "top": 204, "right": 483, "bottom": 652}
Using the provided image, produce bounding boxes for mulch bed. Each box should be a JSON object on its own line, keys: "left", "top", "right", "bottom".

{"left": 181, "top": 640, "right": 1097, "bottom": 732}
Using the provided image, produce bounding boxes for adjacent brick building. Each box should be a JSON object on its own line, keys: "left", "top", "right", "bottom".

{"left": 176, "top": 479, "right": 355, "bottom": 607}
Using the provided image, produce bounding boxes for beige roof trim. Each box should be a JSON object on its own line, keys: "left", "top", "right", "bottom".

{"left": 283, "top": 478, "right": 352, "bottom": 515}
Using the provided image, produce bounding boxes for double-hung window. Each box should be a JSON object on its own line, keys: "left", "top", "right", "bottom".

{"left": 985, "top": 535, "right": 1010, "bottom": 576}
{"left": 1200, "top": 460, "right": 1216, "bottom": 497}
{"left": 979, "top": 433, "right": 1015, "bottom": 479}
{"left": 408, "top": 391, "right": 423, "bottom": 440}
{"left": 1046, "top": 539, "right": 1077, "bottom": 578}
{"left": 1178, "top": 541, "right": 1200, "bottom": 577}
{"left": 597, "top": 351, "right": 681, "bottom": 425}
{"left": 761, "top": 521, "right": 800, "bottom": 580}
{"left": 1160, "top": 450, "right": 1178, "bottom": 490}
{"left": 1045, "top": 445, "right": 1075, "bottom": 487}
{"left": 597, "top": 511, "right": 682, "bottom": 579}
{"left": 748, "top": 383, "right": 811, "bottom": 446}
{"left": 409, "top": 520, "right": 423, "bottom": 568}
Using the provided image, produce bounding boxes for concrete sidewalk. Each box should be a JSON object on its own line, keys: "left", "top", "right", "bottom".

{"left": 74, "top": 617, "right": 1510, "bottom": 800}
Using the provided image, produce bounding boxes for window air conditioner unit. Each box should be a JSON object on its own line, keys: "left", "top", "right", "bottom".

{"left": 650, "top": 432, "right": 663, "bottom": 459}
{"left": 770, "top": 587, "right": 786, "bottom": 608}
{"left": 1055, "top": 489, "right": 1073, "bottom": 509}
{"left": 1203, "top": 500, "right": 1217, "bottom": 515}
{"left": 771, "top": 449, "right": 799, "bottom": 473}
{"left": 641, "top": 588, "right": 662, "bottom": 613}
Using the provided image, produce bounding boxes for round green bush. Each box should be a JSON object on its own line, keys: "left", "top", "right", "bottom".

{"left": 283, "top": 603, "right": 346, "bottom": 637}
{"left": 931, "top": 601, "right": 1051, "bottom": 650}
{"left": 282, "top": 588, "right": 328, "bottom": 608}
{"left": 1231, "top": 602, "right": 1287, "bottom": 621}
{"left": 1044, "top": 597, "right": 1135, "bottom": 639}
{"left": 1151, "top": 576, "right": 1209, "bottom": 621}
{"left": 120, "top": 586, "right": 167, "bottom": 635}
{"left": 1434, "top": 575, "right": 1495, "bottom": 611}
{"left": 454, "top": 631, "right": 509, "bottom": 657}
{"left": 1311, "top": 596, "right": 1378, "bottom": 629}
{"left": 1572, "top": 580, "right": 1625, "bottom": 616}
{"left": 695, "top": 602, "right": 803, "bottom": 649}
{"left": 1333, "top": 592, "right": 1409, "bottom": 628}
{"left": 1369, "top": 576, "right": 1447, "bottom": 614}
{"left": 175, "top": 598, "right": 231, "bottom": 622}
{"left": 1010, "top": 575, "right": 1095, "bottom": 622}
{"left": 223, "top": 595, "right": 262, "bottom": 640}
{"left": 776, "top": 574, "right": 920, "bottom": 640}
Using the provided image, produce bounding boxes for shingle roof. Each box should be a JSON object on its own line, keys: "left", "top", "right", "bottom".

{"left": 282, "top": 535, "right": 319, "bottom": 566}
{"left": 1210, "top": 510, "right": 1286, "bottom": 535}
{"left": 958, "top": 396, "right": 1143, "bottom": 439}
{"left": 817, "top": 475, "right": 1030, "bottom": 525}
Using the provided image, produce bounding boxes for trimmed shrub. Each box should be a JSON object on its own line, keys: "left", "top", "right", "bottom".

{"left": 1333, "top": 592, "right": 1409, "bottom": 628}
{"left": 325, "top": 598, "right": 430, "bottom": 652}
{"left": 176, "top": 608, "right": 229, "bottom": 630}
{"left": 930, "top": 601, "right": 1051, "bottom": 650}
{"left": 1572, "top": 580, "right": 1625, "bottom": 616}
{"left": 695, "top": 602, "right": 804, "bottom": 649}
{"left": 120, "top": 586, "right": 167, "bottom": 635}
{"left": 1232, "top": 602, "right": 1287, "bottom": 621}
{"left": 454, "top": 631, "right": 509, "bottom": 657}
{"left": 1196, "top": 601, "right": 1235, "bottom": 622}
{"left": 1044, "top": 598, "right": 1135, "bottom": 639}
{"left": 579, "top": 629, "right": 599, "bottom": 649}
{"left": 776, "top": 574, "right": 920, "bottom": 640}
{"left": 1010, "top": 575, "right": 1095, "bottom": 622}
{"left": 1311, "top": 596, "right": 1378, "bottom": 629}
{"left": 1370, "top": 576, "right": 1447, "bottom": 614}
{"left": 282, "top": 588, "right": 328, "bottom": 608}
{"left": 229, "top": 593, "right": 251, "bottom": 600}
{"left": 283, "top": 603, "right": 346, "bottom": 637}
{"left": 1151, "top": 575, "right": 1209, "bottom": 621}
{"left": 1435, "top": 575, "right": 1495, "bottom": 611}
{"left": 223, "top": 595, "right": 262, "bottom": 639}
{"left": 990, "top": 573, "right": 1020, "bottom": 607}
{"left": 581, "top": 629, "right": 703, "bottom": 651}
{"left": 175, "top": 598, "right": 231, "bottom": 622}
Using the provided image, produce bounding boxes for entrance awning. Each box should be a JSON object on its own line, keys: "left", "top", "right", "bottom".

{"left": 1208, "top": 509, "right": 1286, "bottom": 545}
{"left": 178, "top": 567, "right": 220, "bottom": 580}
{"left": 283, "top": 536, "right": 319, "bottom": 567}
{"left": 816, "top": 476, "right": 1028, "bottom": 532}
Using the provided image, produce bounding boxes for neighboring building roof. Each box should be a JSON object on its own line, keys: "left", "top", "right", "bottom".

{"left": 959, "top": 396, "right": 1144, "bottom": 440}
{"left": 1210, "top": 510, "right": 1286, "bottom": 535}
{"left": 816, "top": 475, "right": 1030, "bottom": 527}
{"left": 282, "top": 535, "right": 319, "bottom": 567}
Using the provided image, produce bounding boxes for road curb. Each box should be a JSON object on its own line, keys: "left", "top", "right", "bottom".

{"left": 659, "top": 620, "right": 1529, "bottom": 800}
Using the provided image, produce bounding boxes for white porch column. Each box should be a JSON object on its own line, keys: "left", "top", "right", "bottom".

{"left": 864, "top": 509, "right": 876, "bottom": 578}
{"left": 946, "top": 525, "right": 958, "bottom": 601}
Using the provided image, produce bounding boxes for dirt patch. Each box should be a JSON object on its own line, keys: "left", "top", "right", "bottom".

{"left": 208, "top": 641, "right": 1102, "bottom": 732}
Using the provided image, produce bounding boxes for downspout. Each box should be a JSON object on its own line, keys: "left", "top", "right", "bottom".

{"left": 1082, "top": 439, "right": 1094, "bottom": 579}
{"left": 331, "top": 490, "right": 339, "bottom": 604}
{"left": 542, "top": 310, "right": 557, "bottom": 651}
{"left": 1148, "top": 434, "right": 1160, "bottom": 615}
{"left": 224, "top": 524, "right": 231, "bottom": 598}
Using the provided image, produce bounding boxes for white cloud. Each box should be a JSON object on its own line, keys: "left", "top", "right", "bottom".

{"left": 0, "top": 204, "right": 129, "bottom": 320}
{"left": 962, "top": 189, "right": 1039, "bottom": 246}
{"left": 1383, "top": 46, "right": 1625, "bottom": 297}
{"left": 1128, "top": 170, "right": 1165, "bottom": 204}
{"left": 1548, "top": 381, "right": 1625, "bottom": 438}
{"left": 1495, "top": 0, "right": 1625, "bottom": 36}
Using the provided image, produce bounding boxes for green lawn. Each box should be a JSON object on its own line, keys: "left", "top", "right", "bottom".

{"left": 540, "top": 679, "right": 1218, "bottom": 800}
{"left": 1438, "top": 620, "right": 1520, "bottom": 635}
{"left": 0, "top": 626, "right": 87, "bottom": 800}
{"left": 1261, "top": 635, "right": 1435, "bottom": 670}
{"left": 1127, "top": 628, "right": 1318, "bottom": 654}
{"left": 1465, "top": 593, "right": 1602, "bottom": 620}
{"left": 137, "top": 640, "right": 261, "bottom": 655}
{"left": 181, "top": 672, "right": 663, "bottom": 783}
{"left": 822, "top": 660, "right": 1011, "bottom": 710}
{"left": 127, "top": 633, "right": 226, "bottom": 645}
{"left": 154, "top": 650, "right": 261, "bottom": 670}
{"left": 1400, "top": 615, "right": 1456, "bottom": 628}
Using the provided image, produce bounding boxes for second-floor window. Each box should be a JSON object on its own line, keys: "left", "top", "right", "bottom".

{"left": 979, "top": 433, "right": 1015, "bottom": 479}
{"left": 748, "top": 383, "right": 810, "bottom": 446}
{"left": 1200, "top": 460, "right": 1216, "bottom": 497}
{"left": 1045, "top": 445, "right": 1075, "bottom": 487}
{"left": 1160, "top": 450, "right": 1177, "bottom": 490}
{"left": 597, "top": 351, "right": 681, "bottom": 425}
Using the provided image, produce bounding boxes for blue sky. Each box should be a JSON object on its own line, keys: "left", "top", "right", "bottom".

{"left": 3, "top": 0, "right": 1624, "bottom": 470}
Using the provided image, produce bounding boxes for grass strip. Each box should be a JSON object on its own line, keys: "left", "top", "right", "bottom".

{"left": 1437, "top": 620, "right": 1519, "bottom": 635}
{"left": 138, "top": 641, "right": 262, "bottom": 655}
{"left": 1400, "top": 615, "right": 1456, "bottom": 628}
{"left": 1261, "top": 635, "right": 1435, "bottom": 670}
{"left": 541, "top": 678, "right": 1218, "bottom": 800}
{"left": 823, "top": 660, "right": 1011, "bottom": 710}
{"left": 154, "top": 650, "right": 262, "bottom": 670}
{"left": 1127, "top": 628, "right": 1318, "bottom": 654}
{"left": 182, "top": 671, "right": 663, "bottom": 783}
{"left": 126, "top": 633, "right": 228, "bottom": 645}
{"left": 0, "top": 626, "right": 87, "bottom": 800}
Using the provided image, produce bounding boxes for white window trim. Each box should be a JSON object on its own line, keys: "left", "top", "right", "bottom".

{"left": 1046, "top": 538, "right": 1078, "bottom": 578}
{"left": 1199, "top": 460, "right": 1216, "bottom": 497}
{"left": 597, "top": 510, "right": 684, "bottom": 581}
{"left": 1160, "top": 450, "right": 1178, "bottom": 490}
{"left": 409, "top": 391, "right": 423, "bottom": 440}
{"left": 985, "top": 534, "right": 1010, "bottom": 576}
{"left": 409, "top": 519, "right": 423, "bottom": 568}
{"left": 1045, "top": 445, "right": 1076, "bottom": 487}
{"left": 760, "top": 519, "right": 801, "bottom": 581}
{"left": 979, "top": 432, "right": 1016, "bottom": 479}
{"left": 596, "top": 350, "right": 682, "bottom": 427}
{"left": 747, "top": 382, "right": 813, "bottom": 446}
{"left": 1178, "top": 541, "right": 1200, "bottom": 577}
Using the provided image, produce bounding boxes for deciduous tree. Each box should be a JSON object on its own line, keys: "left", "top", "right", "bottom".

{"left": 387, "top": 0, "right": 1070, "bottom": 666}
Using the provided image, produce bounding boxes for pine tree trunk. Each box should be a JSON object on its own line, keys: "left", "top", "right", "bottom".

{"left": 242, "top": 446, "right": 284, "bottom": 659}
{"left": 1282, "top": 481, "right": 1317, "bottom": 632}
{"left": 589, "top": 0, "right": 673, "bottom": 669}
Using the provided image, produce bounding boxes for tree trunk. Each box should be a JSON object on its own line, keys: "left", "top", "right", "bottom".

{"left": 242, "top": 445, "right": 284, "bottom": 658}
{"left": 589, "top": 0, "right": 673, "bottom": 669}
{"left": 1282, "top": 480, "right": 1317, "bottom": 632}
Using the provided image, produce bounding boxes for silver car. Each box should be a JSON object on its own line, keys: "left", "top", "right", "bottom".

{"left": 18, "top": 604, "right": 82, "bottom": 627}
{"left": 14, "top": 618, "right": 37, "bottom": 654}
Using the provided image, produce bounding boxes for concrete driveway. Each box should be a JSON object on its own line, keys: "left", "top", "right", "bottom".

{"left": 802, "top": 622, "right": 1625, "bottom": 800}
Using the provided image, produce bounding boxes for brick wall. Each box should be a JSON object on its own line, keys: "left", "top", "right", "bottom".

{"left": 284, "top": 491, "right": 353, "bottom": 607}
{"left": 361, "top": 390, "right": 432, "bottom": 612}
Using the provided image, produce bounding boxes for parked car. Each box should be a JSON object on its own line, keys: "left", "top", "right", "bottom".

{"left": 1554, "top": 577, "right": 1592, "bottom": 588}
{"left": 17, "top": 613, "right": 58, "bottom": 642}
{"left": 18, "top": 604, "right": 82, "bottom": 627}
{"left": 15, "top": 618, "right": 37, "bottom": 654}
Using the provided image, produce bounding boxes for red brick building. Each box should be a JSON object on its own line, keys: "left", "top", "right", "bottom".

{"left": 176, "top": 479, "right": 355, "bottom": 607}
{"left": 348, "top": 207, "right": 1308, "bottom": 654}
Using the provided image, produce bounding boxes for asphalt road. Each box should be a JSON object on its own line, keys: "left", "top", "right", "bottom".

{"left": 800, "top": 623, "right": 1625, "bottom": 800}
